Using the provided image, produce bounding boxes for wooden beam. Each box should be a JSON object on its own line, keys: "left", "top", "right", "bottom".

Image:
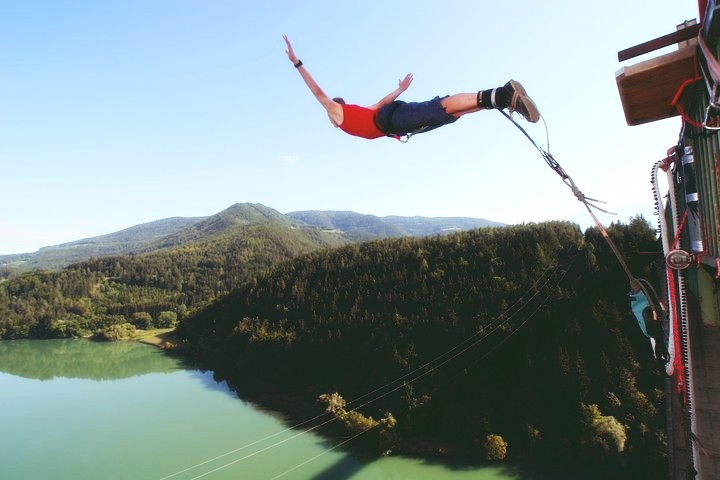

{"left": 616, "top": 46, "right": 698, "bottom": 125}
{"left": 618, "top": 24, "right": 701, "bottom": 62}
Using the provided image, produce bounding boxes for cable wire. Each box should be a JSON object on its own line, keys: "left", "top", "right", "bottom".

{"left": 259, "top": 255, "right": 578, "bottom": 480}
{"left": 157, "top": 257, "right": 572, "bottom": 479}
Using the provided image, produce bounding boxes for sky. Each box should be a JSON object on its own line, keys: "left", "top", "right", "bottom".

{"left": 0, "top": 0, "right": 700, "bottom": 255}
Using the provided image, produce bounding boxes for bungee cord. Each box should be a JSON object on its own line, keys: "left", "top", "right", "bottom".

{"left": 502, "top": 109, "right": 677, "bottom": 375}
{"left": 162, "top": 110, "right": 643, "bottom": 479}
{"left": 500, "top": 111, "right": 668, "bottom": 325}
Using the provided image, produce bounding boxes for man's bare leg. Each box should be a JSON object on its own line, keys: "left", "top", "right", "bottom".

{"left": 440, "top": 93, "right": 483, "bottom": 117}
{"left": 441, "top": 82, "right": 540, "bottom": 123}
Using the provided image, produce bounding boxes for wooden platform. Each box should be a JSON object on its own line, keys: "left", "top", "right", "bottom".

{"left": 616, "top": 45, "right": 698, "bottom": 126}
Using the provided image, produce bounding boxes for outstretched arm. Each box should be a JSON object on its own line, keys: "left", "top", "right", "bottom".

{"left": 283, "top": 35, "right": 342, "bottom": 125}
{"left": 367, "top": 74, "right": 413, "bottom": 110}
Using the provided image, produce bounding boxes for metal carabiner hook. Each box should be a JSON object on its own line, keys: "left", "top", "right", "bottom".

{"left": 703, "top": 83, "right": 720, "bottom": 130}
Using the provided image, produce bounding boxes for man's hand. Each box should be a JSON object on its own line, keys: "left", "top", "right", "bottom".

{"left": 368, "top": 73, "right": 414, "bottom": 110}
{"left": 283, "top": 34, "right": 299, "bottom": 65}
{"left": 398, "top": 73, "right": 413, "bottom": 92}
{"left": 282, "top": 34, "right": 342, "bottom": 124}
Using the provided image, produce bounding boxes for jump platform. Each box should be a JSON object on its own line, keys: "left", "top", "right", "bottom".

{"left": 616, "top": 22, "right": 700, "bottom": 126}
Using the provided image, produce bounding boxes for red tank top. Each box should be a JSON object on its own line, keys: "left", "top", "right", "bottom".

{"left": 339, "top": 104, "right": 385, "bottom": 139}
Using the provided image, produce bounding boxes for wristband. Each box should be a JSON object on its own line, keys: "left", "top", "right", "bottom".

{"left": 294, "top": 60, "right": 303, "bottom": 68}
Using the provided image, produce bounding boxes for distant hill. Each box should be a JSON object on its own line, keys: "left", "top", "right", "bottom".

{"left": 286, "top": 210, "right": 503, "bottom": 241}
{"left": 154, "top": 203, "right": 294, "bottom": 249}
{"left": 0, "top": 203, "right": 348, "bottom": 339}
{"left": 1, "top": 203, "right": 503, "bottom": 273}
{"left": 0, "top": 217, "right": 205, "bottom": 272}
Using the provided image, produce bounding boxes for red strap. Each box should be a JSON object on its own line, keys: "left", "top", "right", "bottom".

{"left": 671, "top": 211, "right": 689, "bottom": 250}
{"left": 672, "top": 77, "right": 704, "bottom": 128}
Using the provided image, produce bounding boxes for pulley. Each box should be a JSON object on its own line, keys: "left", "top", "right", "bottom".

{"left": 666, "top": 249, "right": 693, "bottom": 270}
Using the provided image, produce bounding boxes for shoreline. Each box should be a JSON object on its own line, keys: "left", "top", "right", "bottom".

{"left": 133, "top": 328, "right": 178, "bottom": 349}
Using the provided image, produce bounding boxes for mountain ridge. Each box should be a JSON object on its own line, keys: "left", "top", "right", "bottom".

{"left": 286, "top": 209, "right": 502, "bottom": 241}
{"left": 0, "top": 216, "right": 206, "bottom": 271}
{"left": 1, "top": 203, "right": 502, "bottom": 273}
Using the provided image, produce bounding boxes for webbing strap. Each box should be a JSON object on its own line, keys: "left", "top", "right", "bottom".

{"left": 698, "top": 34, "right": 720, "bottom": 86}
{"left": 671, "top": 211, "right": 689, "bottom": 250}
{"left": 696, "top": 33, "right": 720, "bottom": 128}
{"left": 393, "top": 126, "right": 429, "bottom": 143}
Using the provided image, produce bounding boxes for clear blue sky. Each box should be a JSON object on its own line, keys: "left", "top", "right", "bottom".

{"left": 0, "top": 0, "right": 698, "bottom": 254}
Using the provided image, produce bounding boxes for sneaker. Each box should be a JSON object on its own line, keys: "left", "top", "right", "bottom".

{"left": 504, "top": 80, "right": 540, "bottom": 123}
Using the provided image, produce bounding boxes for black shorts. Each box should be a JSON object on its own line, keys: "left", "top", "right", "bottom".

{"left": 376, "top": 96, "right": 458, "bottom": 135}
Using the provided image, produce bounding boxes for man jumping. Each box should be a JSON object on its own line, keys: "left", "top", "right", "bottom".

{"left": 283, "top": 35, "right": 540, "bottom": 141}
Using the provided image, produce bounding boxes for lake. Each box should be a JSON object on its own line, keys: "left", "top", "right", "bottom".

{"left": 0, "top": 339, "right": 530, "bottom": 479}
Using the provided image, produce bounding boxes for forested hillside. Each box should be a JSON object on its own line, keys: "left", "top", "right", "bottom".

{"left": 0, "top": 203, "right": 500, "bottom": 338}
{"left": 178, "top": 218, "right": 666, "bottom": 479}
{"left": 0, "top": 210, "right": 345, "bottom": 339}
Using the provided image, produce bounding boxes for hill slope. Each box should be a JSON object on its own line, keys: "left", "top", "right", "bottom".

{"left": 178, "top": 219, "right": 666, "bottom": 479}
{"left": 1, "top": 204, "right": 502, "bottom": 273}
{"left": 0, "top": 204, "right": 346, "bottom": 339}
{"left": 0, "top": 216, "right": 205, "bottom": 272}
{"left": 287, "top": 210, "right": 502, "bottom": 241}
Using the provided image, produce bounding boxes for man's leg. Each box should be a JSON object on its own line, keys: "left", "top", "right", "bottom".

{"left": 440, "top": 94, "right": 482, "bottom": 116}
{"left": 441, "top": 81, "right": 540, "bottom": 123}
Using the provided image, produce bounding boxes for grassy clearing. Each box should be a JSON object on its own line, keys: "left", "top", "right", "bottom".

{"left": 133, "top": 328, "right": 178, "bottom": 348}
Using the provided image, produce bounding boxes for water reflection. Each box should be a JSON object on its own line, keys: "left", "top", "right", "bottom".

{"left": 0, "top": 339, "right": 185, "bottom": 380}
{"left": 0, "top": 339, "right": 531, "bottom": 480}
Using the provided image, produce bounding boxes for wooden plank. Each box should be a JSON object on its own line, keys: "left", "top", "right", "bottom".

{"left": 616, "top": 46, "right": 698, "bottom": 125}
{"left": 618, "top": 24, "right": 701, "bottom": 62}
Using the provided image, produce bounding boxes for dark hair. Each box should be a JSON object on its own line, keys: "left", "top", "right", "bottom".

{"left": 332, "top": 97, "right": 345, "bottom": 104}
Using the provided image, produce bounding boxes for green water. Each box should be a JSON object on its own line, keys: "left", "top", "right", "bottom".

{"left": 0, "top": 339, "right": 529, "bottom": 479}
